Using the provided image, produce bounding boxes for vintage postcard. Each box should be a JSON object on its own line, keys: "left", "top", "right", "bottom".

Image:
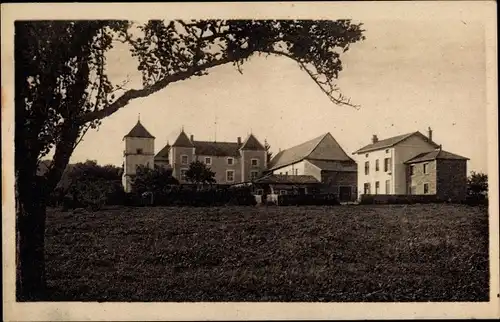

{"left": 2, "top": 1, "right": 498, "bottom": 321}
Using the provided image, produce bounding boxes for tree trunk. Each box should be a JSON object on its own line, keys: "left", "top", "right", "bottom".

{"left": 16, "top": 176, "right": 47, "bottom": 301}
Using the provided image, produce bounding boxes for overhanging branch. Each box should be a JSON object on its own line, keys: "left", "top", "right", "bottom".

{"left": 78, "top": 47, "right": 357, "bottom": 125}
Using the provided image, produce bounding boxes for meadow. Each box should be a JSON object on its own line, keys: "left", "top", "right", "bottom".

{"left": 44, "top": 204, "right": 489, "bottom": 302}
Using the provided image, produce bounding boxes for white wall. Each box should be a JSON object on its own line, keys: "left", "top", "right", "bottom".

{"left": 124, "top": 137, "right": 154, "bottom": 155}
{"left": 271, "top": 160, "right": 306, "bottom": 176}
{"left": 355, "top": 147, "right": 394, "bottom": 196}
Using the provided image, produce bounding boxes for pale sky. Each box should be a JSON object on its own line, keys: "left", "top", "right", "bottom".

{"left": 70, "top": 19, "right": 487, "bottom": 174}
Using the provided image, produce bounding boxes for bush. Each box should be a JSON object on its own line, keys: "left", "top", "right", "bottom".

{"left": 463, "top": 194, "right": 488, "bottom": 206}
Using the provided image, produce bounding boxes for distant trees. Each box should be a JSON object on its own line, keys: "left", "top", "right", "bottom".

{"left": 264, "top": 139, "right": 273, "bottom": 164}
{"left": 185, "top": 161, "right": 216, "bottom": 185}
{"left": 467, "top": 171, "right": 488, "bottom": 196}
{"left": 56, "top": 160, "right": 124, "bottom": 210}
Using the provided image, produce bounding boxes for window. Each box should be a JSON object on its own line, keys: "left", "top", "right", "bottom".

{"left": 204, "top": 157, "right": 212, "bottom": 165}
{"left": 256, "top": 189, "right": 264, "bottom": 195}
{"left": 364, "top": 183, "right": 371, "bottom": 195}
{"left": 423, "top": 163, "right": 429, "bottom": 174}
{"left": 385, "top": 180, "right": 391, "bottom": 194}
{"left": 295, "top": 169, "right": 298, "bottom": 175}
{"left": 136, "top": 148, "right": 143, "bottom": 154}
{"left": 226, "top": 170, "right": 235, "bottom": 182}
{"left": 365, "top": 153, "right": 369, "bottom": 158}
{"left": 285, "top": 171, "right": 288, "bottom": 175}
{"left": 181, "top": 155, "right": 188, "bottom": 165}
{"left": 227, "top": 157, "right": 234, "bottom": 165}
{"left": 385, "top": 149, "right": 389, "bottom": 153}
{"left": 375, "top": 181, "right": 380, "bottom": 194}
{"left": 409, "top": 165, "right": 415, "bottom": 175}
{"left": 251, "top": 158, "right": 259, "bottom": 167}
{"left": 280, "top": 190, "right": 288, "bottom": 195}
{"left": 384, "top": 158, "right": 391, "bottom": 172}
{"left": 424, "top": 183, "right": 429, "bottom": 194}
{"left": 250, "top": 171, "right": 259, "bottom": 180}
{"left": 364, "top": 161, "right": 370, "bottom": 175}
{"left": 375, "top": 159, "right": 380, "bottom": 171}
{"left": 180, "top": 169, "right": 187, "bottom": 181}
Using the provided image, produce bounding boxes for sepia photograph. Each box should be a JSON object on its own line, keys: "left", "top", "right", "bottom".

{"left": 2, "top": 1, "right": 498, "bottom": 321}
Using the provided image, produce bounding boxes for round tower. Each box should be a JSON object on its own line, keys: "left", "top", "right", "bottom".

{"left": 122, "top": 119, "right": 155, "bottom": 193}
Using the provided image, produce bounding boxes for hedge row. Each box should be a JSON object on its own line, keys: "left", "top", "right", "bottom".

{"left": 126, "top": 186, "right": 257, "bottom": 207}
{"left": 275, "top": 194, "right": 340, "bottom": 206}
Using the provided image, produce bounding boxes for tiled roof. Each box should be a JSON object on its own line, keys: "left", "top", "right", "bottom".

{"left": 193, "top": 141, "right": 241, "bottom": 157}
{"left": 172, "top": 131, "right": 194, "bottom": 147}
{"left": 405, "top": 149, "right": 469, "bottom": 164}
{"left": 253, "top": 174, "right": 320, "bottom": 185}
{"left": 240, "top": 134, "right": 265, "bottom": 151}
{"left": 268, "top": 133, "right": 353, "bottom": 171}
{"left": 154, "top": 143, "right": 170, "bottom": 160}
{"left": 353, "top": 131, "right": 439, "bottom": 154}
{"left": 124, "top": 121, "right": 155, "bottom": 139}
{"left": 307, "top": 159, "right": 357, "bottom": 172}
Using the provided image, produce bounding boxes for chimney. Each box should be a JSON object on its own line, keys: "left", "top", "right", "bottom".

{"left": 237, "top": 137, "right": 241, "bottom": 145}
{"left": 428, "top": 127, "right": 433, "bottom": 141}
{"left": 190, "top": 134, "right": 194, "bottom": 142}
{"left": 372, "top": 134, "right": 379, "bottom": 144}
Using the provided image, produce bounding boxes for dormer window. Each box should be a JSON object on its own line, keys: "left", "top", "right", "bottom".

{"left": 136, "top": 148, "right": 143, "bottom": 154}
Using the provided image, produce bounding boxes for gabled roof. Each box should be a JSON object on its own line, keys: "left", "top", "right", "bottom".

{"left": 404, "top": 149, "right": 469, "bottom": 164}
{"left": 353, "top": 131, "right": 439, "bottom": 154}
{"left": 253, "top": 174, "right": 320, "bottom": 185}
{"left": 155, "top": 142, "right": 170, "bottom": 160}
{"left": 193, "top": 141, "right": 241, "bottom": 157}
{"left": 172, "top": 131, "right": 194, "bottom": 147}
{"left": 307, "top": 159, "right": 357, "bottom": 172}
{"left": 268, "top": 133, "right": 353, "bottom": 171}
{"left": 124, "top": 121, "right": 155, "bottom": 139}
{"left": 240, "top": 134, "right": 265, "bottom": 151}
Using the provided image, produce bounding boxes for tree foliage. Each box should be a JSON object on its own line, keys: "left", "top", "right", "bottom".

{"left": 61, "top": 160, "right": 124, "bottom": 210}
{"left": 264, "top": 139, "right": 273, "bottom": 164}
{"left": 467, "top": 171, "right": 488, "bottom": 195}
{"left": 131, "top": 165, "right": 179, "bottom": 196}
{"left": 185, "top": 161, "right": 217, "bottom": 184}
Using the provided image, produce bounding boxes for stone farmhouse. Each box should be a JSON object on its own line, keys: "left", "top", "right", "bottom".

{"left": 352, "top": 127, "right": 469, "bottom": 202}
{"left": 122, "top": 120, "right": 469, "bottom": 202}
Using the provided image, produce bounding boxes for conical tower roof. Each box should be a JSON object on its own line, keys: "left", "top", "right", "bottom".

{"left": 124, "top": 120, "right": 155, "bottom": 139}
{"left": 240, "top": 133, "right": 265, "bottom": 151}
{"left": 172, "top": 130, "right": 194, "bottom": 147}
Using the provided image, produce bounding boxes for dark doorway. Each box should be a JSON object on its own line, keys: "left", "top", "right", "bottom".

{"left": 339, "top": 186, "right": 352, "bottom": 202}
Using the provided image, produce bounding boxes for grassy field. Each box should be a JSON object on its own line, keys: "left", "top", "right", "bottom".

{"left": 43, "top": 204, "right": 489, "bottom": 302}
